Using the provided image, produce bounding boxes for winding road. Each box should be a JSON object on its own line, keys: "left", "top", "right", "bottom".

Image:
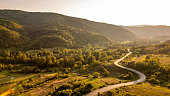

{"left": 83, "top": 49, "right": 146, "bottom": 96}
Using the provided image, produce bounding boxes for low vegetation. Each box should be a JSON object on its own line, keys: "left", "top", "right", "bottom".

{"left": 100, "top": 83, "right": 170, "bottom": 96}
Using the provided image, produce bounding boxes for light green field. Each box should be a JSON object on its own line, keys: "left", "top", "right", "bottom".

{"left": 0, "top": 71, "right": 36, "bottom": 83}
{"left": 102, "top": 83, "right": 170, "bottom": 96}
{"left": 132, "top": 54, "right": 170, "bottom": 68}
{"left": 84, "top": 77, "right": 123, "bottom": 89}
{"left": 0, "top": 72, "right": 38, "bottom": 94}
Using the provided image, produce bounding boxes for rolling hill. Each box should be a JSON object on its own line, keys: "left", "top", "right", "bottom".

{"left": 122, "top": 25, "right": 170, "bottom": 41}
{"left": 0, "top": 18, "right": 28, "bottom": 49}
{"left": 0, "top": 17, "right": 112, "bottom": 49}
{"left": 0, "top": 10, "right": 138, "bottom": 49}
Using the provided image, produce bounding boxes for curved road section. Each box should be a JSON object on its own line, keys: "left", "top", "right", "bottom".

{"left": 84, "top": 49, "right": 146, "bottom": 96}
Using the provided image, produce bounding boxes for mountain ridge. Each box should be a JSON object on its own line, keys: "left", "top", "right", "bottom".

{"left": 0, "top": 9, "right": 138, "bottom": 49}
{"left": 121, "top": 25, "right": 170, "bottom": 41}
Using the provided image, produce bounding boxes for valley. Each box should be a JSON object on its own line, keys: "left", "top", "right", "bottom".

{"left": 0, "top": 9, "right": 169, "bottom": 96}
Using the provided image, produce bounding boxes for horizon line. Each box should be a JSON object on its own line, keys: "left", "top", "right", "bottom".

{"left": 1, "top": 8, "right": 170, "bottom": 27}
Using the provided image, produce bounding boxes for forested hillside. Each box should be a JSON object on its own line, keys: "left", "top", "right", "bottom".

{"left": 0, "top": 10, "right": 137, "bottom": 49}
{"left": 0, "top": 18, "right": 29, "bottom": 49}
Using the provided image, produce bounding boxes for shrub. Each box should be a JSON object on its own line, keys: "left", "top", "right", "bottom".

{"left": 57, "top": 83, "right": 73, "bottom": 91}
{"left": 103, "top": 68, "right": 109, "bottom": 77}
{"left": 93, "top": 72, "right": 100, "bottom": 78}
{"left": 56, "top": 89, "right": 73, "bottom": 96}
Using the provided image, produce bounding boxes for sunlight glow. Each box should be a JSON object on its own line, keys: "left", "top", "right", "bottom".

{"left": 0, "top": 0, "right": 170, "bottom": 25}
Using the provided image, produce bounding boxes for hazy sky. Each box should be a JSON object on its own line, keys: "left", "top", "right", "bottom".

{"left": 0, "top": 0, "right": 170, "bottom": 26}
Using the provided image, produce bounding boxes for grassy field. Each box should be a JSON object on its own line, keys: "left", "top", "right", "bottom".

{"left": 24, "top": 76, "right": 85, "bottom": 96}
{"left": 0, "top": 71, "right": 36, "bottom": 84}
{"left": 132, "top": 54, "right": 170, "bottom": 68}
{"left": 132, "top": 55, "right": 146, "bottom": 62}
{"left": 101, "top": 83, "right": 170, "bottom": 96}
{"left": 0, "top": 73, "right": 38, "bottom": 95}
{"left": 84, "top": 77, "right": 123, "bottom": 89}
{"left": 157, "top": 54, "right": 170, "bottom": 67}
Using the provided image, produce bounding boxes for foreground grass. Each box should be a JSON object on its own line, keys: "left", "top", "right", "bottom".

{"left": 101, "top": 83, "right": 170, "bottom": 96}
{"left": 84, "top": 77, "right": 123, "bottom": 89}
{"left": 0, "top": 71, "right": 36, "bottom": 84}
{"left": 0, "top": 71, "right": 38, "bottom": 95}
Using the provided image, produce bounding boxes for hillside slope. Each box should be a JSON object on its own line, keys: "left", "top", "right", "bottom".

{"left": 0, "top": 10, "right": 137, "bottom": 42}
{"left": 0, "top": 18, "right": 28, "bottom": 48}
{"left": 0, "top": 18, "right": 112, "bottom": 49}
{"left": 122, "top": 25, "right": 170, "bottom": 41}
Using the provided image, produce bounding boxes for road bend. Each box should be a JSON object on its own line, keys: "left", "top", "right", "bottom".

{"left": 83, "top": 49, "right": 146, "bottom": 96}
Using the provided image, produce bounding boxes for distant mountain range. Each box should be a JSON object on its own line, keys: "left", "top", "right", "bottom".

{"left": 122, "top": 25, "right": 170, "bottom": 41}
{"left": 0, "top": 10, "right": 138, "bottom": 49}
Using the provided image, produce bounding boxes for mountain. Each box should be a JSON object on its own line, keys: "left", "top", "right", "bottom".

{"left": 0, "top": 17, "right": 112, "bottom": 49}
{"left": 0, "top": 10, "right": 137, "bottom": 49}
{"left": 122, "top": 25, "right": 170, "bottom": 41}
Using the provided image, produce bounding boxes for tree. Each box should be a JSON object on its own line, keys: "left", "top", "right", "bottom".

{"left": 46, "top": 56, "right": 53, "bottom": 66}
{"left": 103, "top": 68, "right": 109, "bottom": 77}
{"left": 88, "top": 55, "right": 96, "bottom": 64}
{"left": 51, "top": 56, "right": 57, "bottom": 63}
{"left": 145, "top": 55, "right": 150, "bottom": 59}
{"left": 93, "top": 72, "right": 100, "bottom": 78}
{"left": 57, "top": 83, "right": 73, "bottom": 91}
{"left": 93, "top": 51, "right": 101, "bottom": 60}
{"left": 8, "top": 64, "right": 13, "bottom": 70}
{"left": 102, "top": 52, "right": 107, "bottom": 58}
{"left": 4, "top": 50, "right": 10, "bottom": 57}
{"left": 148, "top": 75, "right": 160, "bottom": 84}
{"left": 37, "top": 57, "right": 46, "bottom": 67}
{"left": 56, "top": 89, "right": 73, "bottom": 96}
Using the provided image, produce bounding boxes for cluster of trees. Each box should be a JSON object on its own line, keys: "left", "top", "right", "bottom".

{"left": 0, "top": 64, "right": 14, "bottom": 71}
{"left": 125, "top": 40, "right": 160, "bottom": 46}
{"left": 118, "top": 72, "right": 134, "bottom": 80}
{"left": 132, "top": 40, "right": 170, "bottom": 55}
{"left": 51, "top": 79, "right": 94, "bottom": 96}
{"left": 0, "top": 48, "right": 126, "bottom": 74}
{"left": 122, "top": 55, "right": 170, "bottom": 87}
{"left": 98, "top": 87, "right": 140, "bottom": 96}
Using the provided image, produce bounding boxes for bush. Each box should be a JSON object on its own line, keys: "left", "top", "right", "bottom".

{"left": 148, "top": 75, "right": 160, "bottom": 84}
{"left": 93, "top": 72, "right": 100, "bottom": 78}
{"left": 103, "top": 68, "right": 109, "bottom": 77}
{"left": 56, "top": 89, "right": 73, "bottom": 96}
{"left": 57, "top": 83, "right": 73, "bottom": 91}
